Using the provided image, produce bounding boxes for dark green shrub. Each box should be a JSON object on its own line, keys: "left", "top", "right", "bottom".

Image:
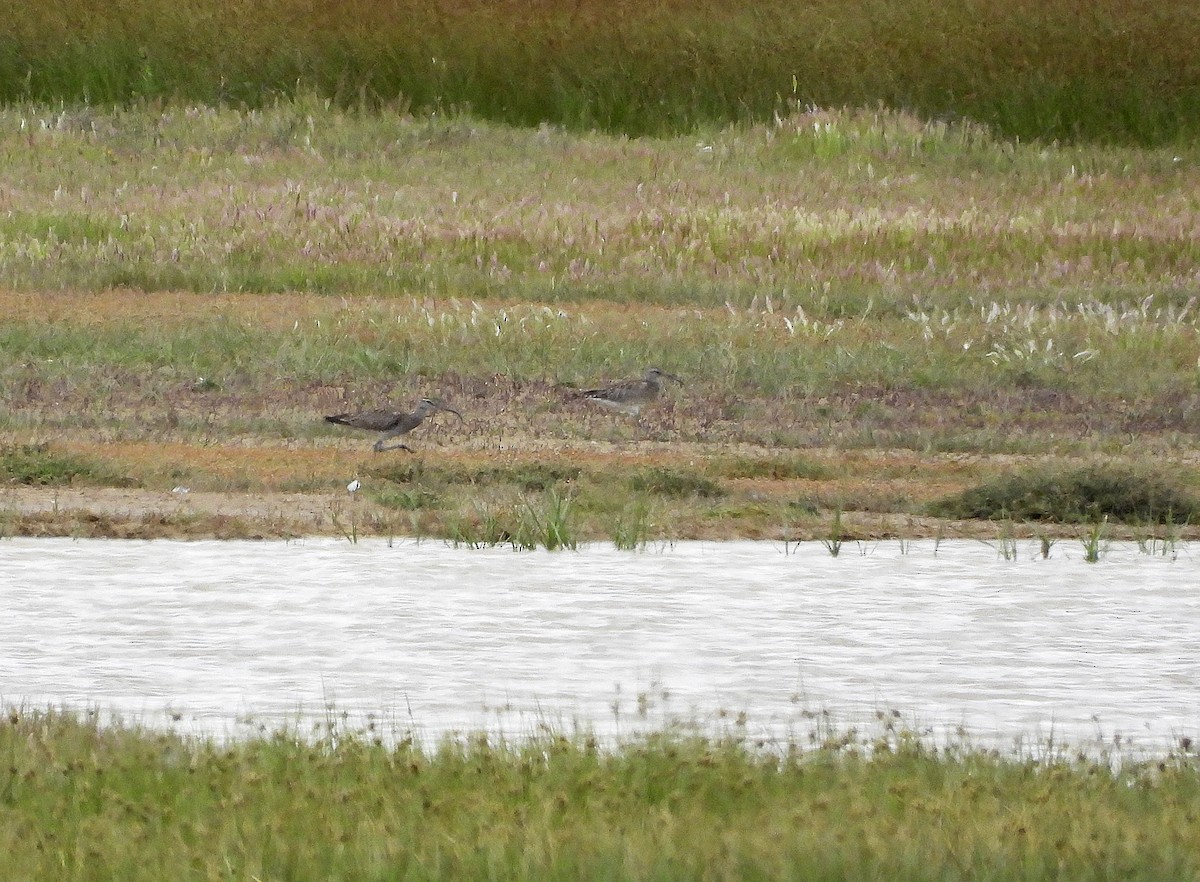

{"left": 928, "top": 465, "right": 1199, "bottom": 525}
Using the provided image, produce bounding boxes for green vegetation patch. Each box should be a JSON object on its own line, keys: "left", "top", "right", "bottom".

{"left": 629, "top": 467, "right": 726, "bottom": 499}
{"left": 369, "top": 485, "right": 440, "bottom": 511}
{"left": 0, "top": 443, "right": 136, "bottom": 487}
{"left": 0, "top": 212, "right": 125, "bottom": 245}
{"left": 3, "top": 0, "right": 1198, "bottom": 143}
{"left": 469, "top": 463, "right": 584, "bottom": 492}
{"left": 442, "top": 489, "right": 578, "bottom": 551}
{"left": 367, "top": 461, "right": 583, "bottom": 492}
{"left": 3, "top": 708, "right": 1200, "bottom": 882}
{"left": 928, "top": 464, "right": 1200, "bottom": 525}
{"left": 707, "top": 455, "right": 830, "bottom": 481}
{"left": 365, "top": 461, "right": 427, "bottom": 485}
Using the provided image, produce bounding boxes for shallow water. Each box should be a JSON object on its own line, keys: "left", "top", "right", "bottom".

{"left": 2, "top": 537, "right": 1197, "bottom": 752}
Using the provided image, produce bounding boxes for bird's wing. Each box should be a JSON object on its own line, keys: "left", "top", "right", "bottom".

{"left": 325, "top": 409, "right": 402, "bottom": 431}
{"left": 586, "top": 378, "right": 648, "bottom": 402}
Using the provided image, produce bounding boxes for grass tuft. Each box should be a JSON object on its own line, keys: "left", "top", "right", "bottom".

{"left": 611, "top": 501, "right": 652, "bottom": 551}
{"left": 516, "top": 489, "right": 578, "bottom": 551}
{"left": 821, "top": 506, "right": 847, "bottom": 557}
{"left": 445, "top": 505, "right": 516, "bottom": 550}
{"left": 367, "top": 461, "right": 426, "bottom": 485}
{"left": 1081, "top": 516, "right": 1110, "bottom": 563}
{"left": 708, "top": 455, "right": 831, "bottom": 481}
{"left": 473, "top": 463, "right": 584, "bottom": 492}
{"left": 0, "top": 443, "right": 137, "bottom": 487}
{"left": 629, "top": 467, "right": 726, "bottom": 499}
{"left": 927, "top": 464, "right": 1200, "bottom": 525}
{"left": 371, "top": 485, "right": 440, "bottom": 511}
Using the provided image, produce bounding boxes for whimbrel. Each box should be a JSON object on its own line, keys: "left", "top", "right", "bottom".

{"left": 324, "top": 397, "right": 463, "bottom": 453}
{"left": 581, "top": 367, "right": 683, "bottom": 416}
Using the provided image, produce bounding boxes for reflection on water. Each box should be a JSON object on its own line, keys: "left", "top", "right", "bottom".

{"left": 1, "top": 537, "right": 1197, "bottom": 751}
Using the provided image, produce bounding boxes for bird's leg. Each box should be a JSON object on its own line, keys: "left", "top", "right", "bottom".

{"left": 373, "top": 425, "right": 417, "bottom": 453}
{"left": 374, "top": 441, "right": 414, "bottom": 453}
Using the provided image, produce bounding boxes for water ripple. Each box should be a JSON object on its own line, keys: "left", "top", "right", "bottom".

{"left": 1, "top": 537, "right": 1197, "bottom": 750}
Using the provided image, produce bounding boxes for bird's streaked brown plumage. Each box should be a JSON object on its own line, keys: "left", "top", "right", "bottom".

{"left": 325, "top": 397, "right": 463, "bottom": 452}
{"left": 582, "top": 367, "right": 683, "bottom": 416}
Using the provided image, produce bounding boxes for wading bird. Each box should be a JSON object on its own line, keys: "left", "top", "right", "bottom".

{"left": 325, "top": 397, "right": 463, "bottom": 453}
{"left": 581, "top": 367, "right": 683, "bottom": 416}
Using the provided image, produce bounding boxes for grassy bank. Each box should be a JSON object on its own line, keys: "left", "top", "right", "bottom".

{"left": 4, "top": 283, "right": 1200, "bottom": 541}
{"left": 2, "top": 0, "right": 1198, "bottom": 143}
{"left": 3, "top": 708, "right": 1199, "bottom": 881}
{"left": 1, "top": 102, "right": 1199, "bottom": 539}
{"left": 1, "top": 103, "right": 1196, "bottom": 307}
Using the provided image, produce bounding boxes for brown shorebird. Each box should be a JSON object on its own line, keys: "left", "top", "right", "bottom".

{"left": 324, "top": 397, "right": 463, "bottom": 453}
{"left": 582, "top": 367, "right": 683, "bottom": 416}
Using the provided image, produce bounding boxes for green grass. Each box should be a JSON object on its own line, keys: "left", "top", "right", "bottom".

{"left": 369, "top": 485, "right": 440, "bottom": 512}
{"left": 3, "top": 707, "right": 1200, "bottom": 881}
{"left": 0, "top": 443, "right": 137, "bottom": 487}
{"left": 2, "top": 0, "right": 1198, "bottom": 144}
{"left": 517, "top": 488, "right": 578, "bottom": 551}
{"left": 1081, "top": 517, "right": 1110, "bottom": 563}
{"left": 821, "top": 506, "right": 848, "bottom": 557}
{"left": 1, "top": 99, "right": 1195, "bottom": 321}
{"left": 611, "top": 501, "right": 653, "bottom": 551}
{"left": 708, "top": 455, "right": 831, "bottom": 481}
{"left": 407, "top": 488, "right": 581, "bottom": 550}
{"left": 0, "top": 100, "right": 1198, "bottom": 537}
{"left": 5, "top": 290, "right": 1195, "bottom": 456}
{"left": 928, "top": 464, "right": 1200, "bottom": 525}
{"left": 466, "top": 463, "right": 584, "bottom": 492}
{"left": 1, "top": 99, "right": 1197, "bottom": 335}
{"left": 628, "top": 467, "right": 726, "bottom": 499}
